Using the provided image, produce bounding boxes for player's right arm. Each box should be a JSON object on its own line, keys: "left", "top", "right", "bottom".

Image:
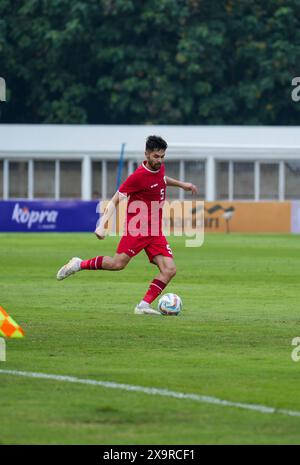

{"left": 95, "top": 171, "right": 141, "bottom": 240}
{"left": 95, "top": 191, "right": 126, "bottom": 240}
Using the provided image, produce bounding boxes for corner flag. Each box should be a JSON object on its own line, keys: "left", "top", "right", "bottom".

{"left": 0, "top": 306, "right": 25, "bottom": 338}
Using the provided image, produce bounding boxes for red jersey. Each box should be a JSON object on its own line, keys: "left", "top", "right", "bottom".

{"left": 118, "top": 161, "right": 166, "bottom": 237}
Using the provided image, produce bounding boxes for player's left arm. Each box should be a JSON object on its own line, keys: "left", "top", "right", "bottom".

{"left": 165, "top": 176, "right": 198, "bottom": 194}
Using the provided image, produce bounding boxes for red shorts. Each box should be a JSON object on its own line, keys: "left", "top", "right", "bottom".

{"left": 116, "top": 234, "right": 173, "bottom": 263}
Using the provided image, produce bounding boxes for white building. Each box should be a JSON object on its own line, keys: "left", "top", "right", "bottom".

{"left": 0, "top": 124, "right": 300, "bottom": 201}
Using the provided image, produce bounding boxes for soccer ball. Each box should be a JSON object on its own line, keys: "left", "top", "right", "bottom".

{"left": 158, "top": 293, "right": 182, "bottom": 316}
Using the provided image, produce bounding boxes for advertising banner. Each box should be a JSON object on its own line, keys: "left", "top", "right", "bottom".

{"left": 0, "top": 200, "right": 295, "bottom": 234}
{"left": 100, "top": 200, "right": 291, "bottom": 235}
{"left": 203, "top": 201, "right": 291, "bottom": 233}
{"left": 0, "top": 200, "right": 99, "bottom": 232}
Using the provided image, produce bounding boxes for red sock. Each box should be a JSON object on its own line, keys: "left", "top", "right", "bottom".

{"left": 143, "top": 279, "right": 167, "bottom": 304}
{"left": 80, "top": 256, "right": 103, "bottom": 270}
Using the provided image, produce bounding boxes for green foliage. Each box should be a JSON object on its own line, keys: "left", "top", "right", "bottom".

{"left": 1, "top": 0, "right": 300, "bottom": 123}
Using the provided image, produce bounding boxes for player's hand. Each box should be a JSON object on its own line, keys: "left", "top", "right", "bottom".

{"left": 183, "top": 182, "right": 198, "bottom": 195}
{"left": 94, "top": 228, "right": 106, "bottom": 240}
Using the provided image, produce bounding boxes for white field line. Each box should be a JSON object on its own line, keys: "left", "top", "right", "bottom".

{"left": 0, "top": 369, "right": 300, "bottom": 418}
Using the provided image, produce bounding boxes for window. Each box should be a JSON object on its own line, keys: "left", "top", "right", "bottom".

{"left": 285, "top": 161, "right": 300, "bottom": 200}
{"left": 9, "top": 161, "right": 28, "bottom": 198}
{"left": 92, "top": 161, "right": 102, "bottom": 199}
{"left": 0, "top": 160, "right": 3, "bottom": 198}
{"left": 233, "top": 162, "right": 254, "bottom": 199}
{"left": 34, "top": 161, "right": 55, "bottom": 198}
{"left": 131, "top": 162, "right": 139, "bottom": 173}
{"left": 60, "top": 161, "right": 81, "bottom": 199}
{"left": 216, "top": 162, "right": 229, "bottom": 200}
{"left": 184, "top": 161, "right": 205, "bottom": 199}
{"left": 165, "top": 161, "right": 180, "bottom": 199}
{"left": 260, "top": 163, "right": 279, "bottom": 200}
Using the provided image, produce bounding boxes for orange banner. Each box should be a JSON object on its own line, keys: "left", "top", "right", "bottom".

{"left": 203, "top": 202, "right": 291, "bottom": 233}
{"left": 103, "top": 200, "right": 291, "bottom": 235}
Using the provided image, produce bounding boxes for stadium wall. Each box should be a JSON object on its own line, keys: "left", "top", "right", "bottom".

{"left": 1, "top": 125, "right": 300, "bottom": 203}
{"left": 0, "top": 200, "right": 299, "bottom": 234}
{"left": 1, "top": 126, "right": 300, "bottom": 233}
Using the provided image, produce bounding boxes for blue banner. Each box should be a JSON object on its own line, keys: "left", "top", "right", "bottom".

{"left": 0, "top": 200, "right": 100, "bottom": 232}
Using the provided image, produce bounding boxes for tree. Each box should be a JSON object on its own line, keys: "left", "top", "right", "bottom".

{"left": 1, "top": 0, "right": 300, "bottom": 124}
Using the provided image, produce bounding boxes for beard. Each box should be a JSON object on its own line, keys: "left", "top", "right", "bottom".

{"left": 149, "top": 160, "right": 161, "bottom": 170}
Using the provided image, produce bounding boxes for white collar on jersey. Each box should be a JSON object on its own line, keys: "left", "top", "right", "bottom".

{"left": 142, "top": 160, "right": 161, "bottom": 173}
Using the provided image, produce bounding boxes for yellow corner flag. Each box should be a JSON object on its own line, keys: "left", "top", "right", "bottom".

{"left": 0, "top": 306, "right": 25, "bottom": 338}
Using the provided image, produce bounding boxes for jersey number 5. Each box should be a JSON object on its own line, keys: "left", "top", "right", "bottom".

{"left": 160, "top": 188, "right": 165, "bottom": 200}
{"left": 166, "top": 244, "right": 173, "bottom": 255}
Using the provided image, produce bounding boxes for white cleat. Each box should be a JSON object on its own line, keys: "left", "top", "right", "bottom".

{"left": 134, "top": 304, "right": 161, "bottom": 315}
{"left": 56, "top": 257, "right": 82, "bottom": 281}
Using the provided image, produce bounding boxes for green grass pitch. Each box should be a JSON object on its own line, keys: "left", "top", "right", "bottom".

{"left": 1, "top": 232, "right": 300, "bottom": 444}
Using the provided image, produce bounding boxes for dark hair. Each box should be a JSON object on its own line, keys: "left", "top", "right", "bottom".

{"left": 146, "top": 135, "right": 168, "bottom": 152}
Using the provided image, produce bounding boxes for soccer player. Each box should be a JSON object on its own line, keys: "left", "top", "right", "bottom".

{"left": 57, "top": 135, "right": 198, "bottom": 315}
